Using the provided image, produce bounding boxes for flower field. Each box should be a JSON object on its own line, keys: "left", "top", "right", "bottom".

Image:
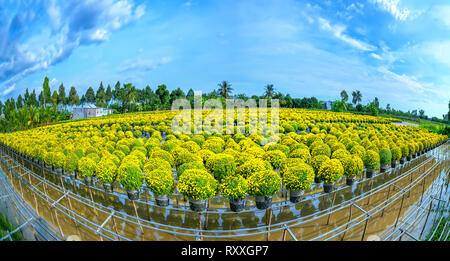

{"left": 0, "top": 109, "right": 446, "bottom": 211}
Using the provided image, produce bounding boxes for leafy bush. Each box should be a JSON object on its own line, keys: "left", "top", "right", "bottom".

{"left": 53, "top": 151, "right": 65, "bottom": 168}
{"left": 289, "top": 148, "right": 311, "bottom": 163}
{"left": 318, "top": 159, "right": 344, "bottom": 184}
{"left": 236, "top": 158, "right": 271, "bottom": 178}
{"left": 177, "top": 161, "right": 205, "bottom": 177}
{"left": 247, "top": 170, "right": 282, "bottom": 197}
{"left": 177, "top": 169, "right": 217, "bottom": 200}
{"left": 311, "top": 144, "right": 332, "bottom": 158}
{"left": 96, "top": 159, "right": 118, "bottom": 184}
{"left": 282, "top": 163, "right": 315, "bottom": 191}
{"left": 391, "top": 146, "right": 402, "bottom": 161}
{"left": 213, "top": 154, "right": 236, "bottom": 181}
{"left": 340, "top": 155, "right": 363, "bottom": 178}
{"left": 117, "top": 163, "right": 143, "bottom": 190}
{"left": 379, "top": 148, "right": 392, "bottom": 166}
{"left": 64, "top": 152, "right": 79, "bottom": 172}
{"left": 78, "top": 157, "right": 96, "bottom": 177}
{"left": 145, "top": 169, "right": 175, "bottom": 196}
{"left": 149, "top": 149, "right": 174, "bottom": 167}
{"left": 363, "top": 150, "right": 380, "bottom": 170}
{"left": 220, "top": 175, "right": 248, "bottom": 200}
{"left": 400, "top": 144, "right": 409, "bottom": 158}
{"left": 144, "top": 158, "right": 172, "bottom": 175}
{"left": 310, "top": 155, "right": 330, "bottom": 174}
{"left": 331, "top": 149, "right": 350, "bottom": 160}
{"left": 263, "top": 150, "right": 287, "bottom": 169}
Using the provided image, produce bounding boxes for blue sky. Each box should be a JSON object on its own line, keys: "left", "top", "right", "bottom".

{"left": 0, "top": 0, "right": 449, "bottom": 118}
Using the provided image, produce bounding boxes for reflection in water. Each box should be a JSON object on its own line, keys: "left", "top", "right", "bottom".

{"left": 0, "top": 145, "right": 447, "bottom": 241}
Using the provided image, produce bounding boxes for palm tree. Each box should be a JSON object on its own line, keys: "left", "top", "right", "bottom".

{"left": 265, "top": 84, "right": 274, "bottom": 98}
{"left": 352, "top": 90, "right": 362, "bottom": 105}
{"left": 217, "top": 81, "right": 233, "bottom": 99}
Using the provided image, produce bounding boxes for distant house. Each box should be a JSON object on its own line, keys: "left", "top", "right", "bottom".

{"left": 323, "top": 101, "right": 333, "bottom": 110}
{"left": 72, "top": 104, "right": 113, "bottom": 119}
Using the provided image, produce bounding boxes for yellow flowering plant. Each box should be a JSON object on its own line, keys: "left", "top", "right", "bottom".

{"left": 318, "top": 159, "right": 344, "bottom": 184}
{"left": 145, "top": 168, "right": 175, "bottom": 196}
{"left": 247, "top": 170, "right": 282, "bottom": 197}
{"left": 282, "top": 163, "right": 315, "bottom": 191}
{"left": 220, "top": 175, "right": 248, "bottom": 200}
{"left": 177, "top": 169, "right": 217, "bottom": 200}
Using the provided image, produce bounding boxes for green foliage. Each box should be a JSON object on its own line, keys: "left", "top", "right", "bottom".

{"left": 289, "top": 148, "right": 311, "bottom": 163}
{"left": 213, "top": 154, "right": 236, "bottom": 181}
{"left": 117, "top": 163, "right": 143, "bottom": 190}
{"left": 363, "top": 150, "right": 380, "bottom": 170}
{"left": 177, "top": 169, "right": 217, "bottom": 200}
{"left": 282, "top": 163, "right": 315, "bottom": 191}
{"left": 64, "top": 152, "right": 78, "bottom": 172}
{"left": 379, "top": 148, "right": 392, "bottom": 165}
{"left": 317, "top": 159, "right": 344, "bottom": 184}
{"left": 263, "top": 150, "right": 287, "bottom": 169}
{"left": 391, "top": 146, "right": 402, "bottom": 161}
{"left": 78, "top": 157, "right": 96, "bottom": 177}
{"left": 177, "top": 161, "right": 205, "bottom": 177}
{"left": 145, "top": 169, "right": 175, "bottom": 196}
{"left": 220, "top": 175, "right": 248, "bottom": 200}
{"left": 247, "top": 170, "right": 282, "bottom": 197}
{"left": 96, "top": 159, "right": 118, "bottom": 184}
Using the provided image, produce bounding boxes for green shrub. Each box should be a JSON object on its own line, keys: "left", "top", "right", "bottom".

{"left": 149, "top": 149, "right": 174, "bottom": 167}
{"left": 64, "top": 152, "right": 79, "bottom": 172}
{"left": 181, "top": 141, "right": 201, "bottom": 153}
{"left": 379, "top": 148, "right": 392, "bottom": 166}
{"left": 311, "top": 144, "right": 332, "bottom": 158}
{"left": 340, "top": 156, "right": 363, "bottom": 178}
{"left": 391, "top": 146, "right": 402, "bottom": 161}
{"left": 78, "top": 157, "right": 96, "bottom": 177}
{"left": 331, "top": 149, "right": 350, "bottom": 160}
{"left": 145, "top": 169, "right": 175, "bottom": 196}
{"left": 363, "top": 150, "right": 380, "bottom": 170}
{"left": 350, "top": 145, "right": 366, "bottom": 159}
{"left": 96, "top": 159, "right": 118, "bottom": 184}
{"left": 177, "top": 161, "right": 205, "bottom": 177}
{"left": 289, "top": 148, "right": 311, "bottom": 163}
{"left": 53, "top": 151, "right": 65, "bottom": 168}
{"left": 283, "top": 163, "right": 315, "bottom": 191}
{"left": 213, "top": 154, "right": 236, "bottom": 181}
{"left": 133, "top": 130, "right": 142, "bottom": 138}
{"left": 400, "top": 144, "right": 409, "bottom": 158}
{"left": 310, "top": 155, "right": 330, "bottom": 174}
{"left": 263, "top": 150, "right": 287, "bottom": 169}
{"left": 220, "top": 175, "right": 248, "bottom": 200}
{"left": 117, "top": 163, "right": 143, "bottom": 191}
{"left": 318, "top": 159, "right": 344, "bottom": 184}
{"left": 247, "top": 170, "right": 282, "bottom": 197}
{"left": 144, "top": 158, "right": 172, "bottom": 175}
{"left": 177, "top": 169, "right": 217, "bottom": 200}
{"left": 236, "top": 158, "right": 271, "bottom": 178}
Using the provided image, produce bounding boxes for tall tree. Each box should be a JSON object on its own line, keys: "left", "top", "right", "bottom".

{"left": 42, "top": 77, "right": 51, "bottom": 108}
{"left": 96, "top": 82, "right": 106, "bottom": 107}
{"left": 85, "top": 87, "right": 96, "bottom": 104}
{"left": 58, "top": 83, "right": 66, "bottom": 110}
{"left": 265, "top": 84, "right": 274, "bottom": 98}
{"left": 51, "top": 90, "right": 58, "bottom": 109}
{"left": 217, "top": 81, "right": 233, "bottom": 99}
{"left": 68, "top": 86, "right": 80, "bottom": 106}
{"left": 16, "top": 95, "right": 24, "bottom": 109}
{"left": 352, "top": 90, "right": 362, "bottom": 105}
{"left": 169, "top": 88, "right": 186, "bottom": 104}
{"left": 24, "top": 88, "right": 30, "bottom": 106}
{"left": 156, "top": 84, "right": 170, "bottom": 107}
{"left": 374, "top": 97, "right": 379, "bottom": 108}
{"left": 105, "top": 84, "right": 112, "bottom": 105}
{"left": 340, "top": 90, "right": 348, "bottom": 102}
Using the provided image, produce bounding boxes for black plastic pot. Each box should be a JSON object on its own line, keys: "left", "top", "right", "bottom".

{"left": 406, "top": 156, "right": 411, "bottom": 161}
{"left": 155, "top": 195, "right": 170, "bottom": 207}
{"left": 323, "top": 183, "right": 334, "bottom": 193}
{"left": 189, "top": 198, "right": 207, "bottom": 212}
{"left": 126, "top": 189, "right": 140, "bottom": 201}
{"left": 103, "top": 183, "right": 114, "bottom": 193}
{"left": 391, "top": 162, "right": 397, "bottom": 168}
{"left": 255, "top": 196, "right": 273, "bottom": 210}
{"left": 289, "top": 190, "right": 304, "bottom": 203}
{"left": 229, "top": 199, "right": 246, "bottom": 212}
{"left": 314, "top": 177, "right": 321, "bottom": 183}
{"left": 380, "top": 165, "right": 388, "bottom": 173}
{"left": 346, "top": 178, "right": 354, "bottom": 186}
{"left": 366, "top": 169, "right": 374, "bottom": 179}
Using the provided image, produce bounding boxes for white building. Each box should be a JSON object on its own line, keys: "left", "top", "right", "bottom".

{"left": 72, "top": 105, "right": 113, "bottom": 119}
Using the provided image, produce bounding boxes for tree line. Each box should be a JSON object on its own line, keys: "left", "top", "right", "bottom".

{"left": 0, "top": 77, "right": 448, "bottom": 133}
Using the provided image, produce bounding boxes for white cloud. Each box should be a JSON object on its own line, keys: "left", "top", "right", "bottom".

{"left": 318, "top": 18, "right": 377, "bottom": 51}
{"left": 370, "top": 0, "right": 410, "bottom": 21}
{"left": 118, "top": 57, "right": 173, "bottom": 72}
{"left": 377, "top": 66, "right": 429, "bottom": 94}
{"left": 370, "top": 53, "right": 383, "bottom": 60}
{"left": 2, "top": 84, "right": 15, "bottom": 96}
